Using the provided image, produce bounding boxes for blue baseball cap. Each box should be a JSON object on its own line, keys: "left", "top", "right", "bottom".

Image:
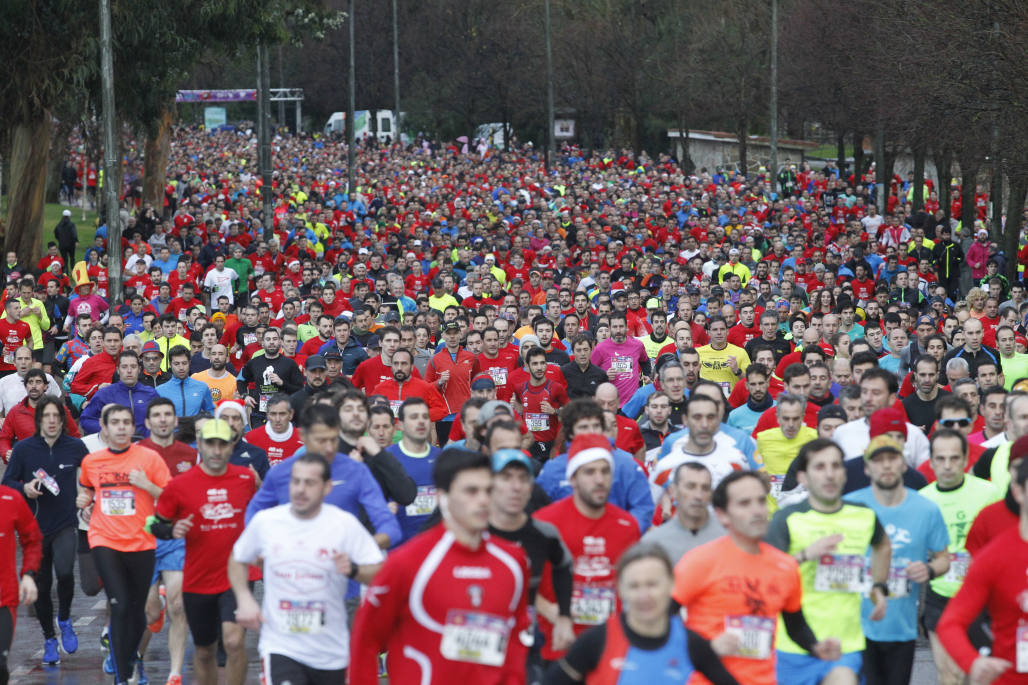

{"left": 491, "top": 449, "right": 533, "bottom": 474}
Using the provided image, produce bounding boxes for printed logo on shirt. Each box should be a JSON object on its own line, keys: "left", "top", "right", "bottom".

{"left": 453, "top": 566, "right": 492, "bottom": 580}
{"left": 58, "top": 463, "right": 74, "bottom": 470}
{"left": 582, "top": 536, "right": 606, "bottom": 555}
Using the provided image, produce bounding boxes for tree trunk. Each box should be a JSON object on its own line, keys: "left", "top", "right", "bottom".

{"left": 960, "top": 160, "right": 979, "bottom": 238}
{"left": 934, "top": 147, "right": 953, "bottom": 227}
{"left": 45, "top": 124, "right": 70, "bottom": 205}
{"left": 737, "top": 117, "right": 748, "bottom": 175}
{"left": 836, "top": 130, "right": 846, "bottom": 172}
{"left": 852, "top": 131, "right": 866, "bottom": 184}
{"left": 1003, "top": 174, "right": 1027, "bottom": 283}
{"left": 142, "top": 104, "right": 174, "bottom": 217}
{"left": 911, "top": 141, "right": 926, "bottom": 213}
{"left": 5, "top": 116, "right": 52, "bottom": 266}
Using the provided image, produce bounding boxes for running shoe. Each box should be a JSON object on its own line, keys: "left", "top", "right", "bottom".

{"left": 165, "top": 675, "right": 182, "bottom": 685}
{"left": 42, "top": 637, "right": 60, "bottom": 665}
{"left": 134, "top": 653, "right": 149, "bottom": 685}
{"left": 378, "top": 652, "right": 388, "bottom": 678}
{"left": 58, "top": 618, "right": 78, "bottom": 654}
{"left": 100, "top": 624, "right": 110, "bottom": 651}
{"left": 148, "top": 585, "right": 167, "bottom": 633}
{"left": 103, "top": 649, "right": 115, "bottom": 674}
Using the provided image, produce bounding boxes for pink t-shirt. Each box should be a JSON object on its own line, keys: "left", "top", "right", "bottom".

{"left": 590, "top": 337, "right": 648, "bottom": 405}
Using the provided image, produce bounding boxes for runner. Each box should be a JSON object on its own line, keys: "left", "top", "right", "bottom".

{"left": 534, "top": 434, "right": 641, "bottom": 664}
{"left": 387, "top": 397, "right": 443, "bottom": 541}
{"left": 0, "top": 395, "right": 85, "bottom": 665}
{"left": 148, "top": 418, "right": 256, "bottom": 685}
{"left": 513, "top": 346, "right": 570, "bottom": 464}
{"left": 766, "top": 438, "right": 891, "bottom": 685}
{"left": 919, "top": 427, "right": 1002, "bottom": 685}
{"left": 546, "top": 543, "right": 738, "bottom": 685}
{"left": 244, "top": 393, "right": 305, "bottom": 466}
{"left": 0, "top": 476, "right": 42, "bottom": 685}
{"left": 349, "top": 447, "right": 530, "bottom": 683}
{"left": 936, "top": 457, "right": 1028, "bottom": 685}
{"left": 76, "top": 403, "right": 171, "bottom": 685}
{"left": 845, "top": 436, "right": 951, "bottom": 685}
{"left": 674, "top": 470, "right": 841, "bottom": 685}
{"left": 232, "top": 453, "right": 384, "bottom": 684}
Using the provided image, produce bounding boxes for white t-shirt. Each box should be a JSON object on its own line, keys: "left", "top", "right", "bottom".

{"left": 232, "top": 503, "right": 384, "bottom": 670}
{"left": 832, "top": 417, "right": 931, "bottom": 467}
{"left": 203, "top": 267, "right": 239, "bottom": 305}
{"left": 0, "top": 371, "right": 62, "bottom": 414}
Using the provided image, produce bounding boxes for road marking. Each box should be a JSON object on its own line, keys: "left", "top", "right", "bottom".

{"left": 10, "top": 666, "right": 30, "bottom": 678}
{"left": 74, "top": 615, "right": 94, "bottom": 626}
{"left": 93, "top": 600, "right": 107, "bottom": 610}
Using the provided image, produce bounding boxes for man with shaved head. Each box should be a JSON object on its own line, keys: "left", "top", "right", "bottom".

{"left": 942, "top": 317, "right": 1000, "bottom": 379}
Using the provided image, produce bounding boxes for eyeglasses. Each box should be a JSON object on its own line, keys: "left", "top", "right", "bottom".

{"left": 938, "top": 418, "right": 972, "bottom": 428}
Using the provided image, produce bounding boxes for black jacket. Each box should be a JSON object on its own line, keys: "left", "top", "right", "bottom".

{"left": 1, "top": 435, "right": 89, "bottom": 536}
{"left": 55, "top": 218, "right": 79, "bottom": 249}
{"left": 560, "top": 360, "right": 608, "bottom": 399}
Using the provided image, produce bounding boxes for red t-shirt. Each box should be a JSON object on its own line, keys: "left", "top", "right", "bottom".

{"left": 513, "top": 379, "right": 569, "bottom": 442}
{"left": 244, "top": 425, "right": 305, "bottom": 466}
{"left": 0, "top": 319, "right": 31, "bottom": 370}
{"left": 533, "top": 498, "right": 640, "bottom": 660}
{"left": 477, "top": 351, "right": 519, "bottom": 402}
{"left": 154, "top": 464, "right": 256, "bottom": 593}
{"left": 139, "top": 438, "right": 197, "bottom": 478}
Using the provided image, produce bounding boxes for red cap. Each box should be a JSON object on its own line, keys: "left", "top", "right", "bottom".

{"left": 1011, "top": 434, "right": 1028, "bottom": 465}
{"left": 869, "top": 407, "right": 907, "bottom": 439}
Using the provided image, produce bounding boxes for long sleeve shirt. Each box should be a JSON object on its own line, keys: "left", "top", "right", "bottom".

{"left": 0, "top": 484, "right": 43, "bottom": 608}
{"left": 156, "top": 376, "right": 216, "bottom": 416}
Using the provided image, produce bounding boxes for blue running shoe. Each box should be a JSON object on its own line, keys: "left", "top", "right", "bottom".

{"left": 135, "top": 653, "right": 148, "bottom": 685}
{"left": 58, "top": 618, "right": 78, "bottom": 654}
{"left": 103, "top": 649, "right": 115, "bottom": 674}
{"left": 42, "top": 637, "right": 60, "bottom": 665}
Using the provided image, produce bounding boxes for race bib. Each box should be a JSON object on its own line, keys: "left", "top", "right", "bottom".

{"left": 243, "top": 332, "right": 257, "bottom": 346}
{"left": 390, "top": 399, "right": 403, "bottom": 416}
{"left": 1017, "top": 625, "right": 1028, "bottom": 673}
{"left": 571, "top": 584, "right": 616, "bottom": 626}
{"left": 178, "top": 309, "right": 188, "bottom": 321}
{"left": 943, "top": 551, "right": 970, "bottom": 584}
{"left": 814, "top": 554, "right": 867, "bottom": 593}
{"left": 724, "top": 615, "right": 775, "bottom": 659}
{"left": 405, "top": 485, "right": 438, "bottom": 517}
{"left": 886, "top": 564, "right": 910, "bottom": 598}
{"left": 488, "top": 366, "right": 508, "bottom": 386}
{"left": 526, "top": 412, "right": 549, "bottom": 433}
{"left": 100, "top": 489, "right": 136, "bottom": 516}
{"left": 3, "top": 349, "right": 14, "bottom": 365}
{"left": 440, "top": 610, "right": 511, "bottom": 666}
{"left": 769, "top": 474, "right": 785, "bottom": 501}
{"left": 277, "top": 600, "right": 325, "bottom": 634}
{"left": 611, "top": 355, "right": 632, "bottom": 374}
{"left": 259, "top": 394, "right": 269, "bottom": 413}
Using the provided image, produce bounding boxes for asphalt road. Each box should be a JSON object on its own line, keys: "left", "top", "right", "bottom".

{"left": 8, "top": 586, "right": 942, "bottom": 685}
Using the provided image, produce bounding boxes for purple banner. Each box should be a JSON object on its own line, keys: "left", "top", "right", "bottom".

{"left": 176, "top": 89, "right": 257, "bottom": 103}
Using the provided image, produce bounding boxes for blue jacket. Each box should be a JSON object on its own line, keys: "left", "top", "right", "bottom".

{"left": 537, "top": 440, "right": 655, "bottom": 532}
{"left": 156, "top": 376, "right": 216, "bottom": 416}
{"left": 245, "top": 451, "right": 401, "bottom": 546}
{"left": 317, "top": 336, "right": 369, "bottom": 376}
{"left": 230, "top": 440, "right": 270, "bottom": 479}
{"left": 1, "top": 435, "right": 89, "bottom": 536}
{"left": 80, "top": 382, "right": 159, "bottom": 436}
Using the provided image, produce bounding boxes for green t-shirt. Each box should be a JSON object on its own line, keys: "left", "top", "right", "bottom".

{"left": 1001, "top": 353, "right": 1028, "bottom": 390}
{"left": 766, "top": 500, "right": 885, "bottom": 654}
{"left": 919, "top": 475, "right": 1000, "bottom": 597}
{"left": 225, "top": 257, "right": 254, "bottom": 295}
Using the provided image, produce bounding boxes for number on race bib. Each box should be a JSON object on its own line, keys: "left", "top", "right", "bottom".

{"left": 571, "top": 584, "right": 616, "bottom": 626}
{"left": 814, "top": 554, "right": 867, "bottom": 593}
{"left": 1017, "top": 625, "right": 1028, "bottom": 673}
{"left": 488, "top": 367, "right": 508, "bottom": 386}
{"left": 943, "top": 552, "right": 970, "bottom": 584}
{"left": 526, "top": 413, "right": 549, "bottom": 433}
{"left": 405, "top": 485, "right": 438, "bottom": 517}
{"left": 277, "top": 600, "right": 325, "bottom": 634}
{"left": 611, "top": 356, "right": 632, "bottom": 374}
{"left": 440, "top": 610, "right": 512, "bottom": 666}
{"left": 100, "top": 489, "right": 136, "bottom": 516}
{"left": 724, "top": 615, "right": 775, "bottom": 659}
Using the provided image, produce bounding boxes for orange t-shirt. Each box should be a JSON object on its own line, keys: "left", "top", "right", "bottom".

{"left": 672, "top": 535, "right": 802, "bottom": 685}
{"left": 80, "top": 444, "right": 171, "bottom": 552}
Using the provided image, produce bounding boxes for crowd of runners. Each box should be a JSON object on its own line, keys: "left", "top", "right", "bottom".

{"left": 2, "top": 126, "right": 1028, "bottom": 685}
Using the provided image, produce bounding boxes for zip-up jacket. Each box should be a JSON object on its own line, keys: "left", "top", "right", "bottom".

{"left": 2, "top": 435, "right": 90, "bottom": 535}
{"left": 368, "top": 377, "right": 449, "bottom": 421}
{"left": 0, "top": 398, "right": 81, "bottom": 459}
{"left": 80, "top": 381, "right": 159, "bottom": 436}
{"left": 156, "top": 375, "right": 216, "bottom": 416}
{"left": 0, "top": 484, "right": 42, "bottom": 608}
{"left": 69, "top": 351, "right": 118, "bottom": 398}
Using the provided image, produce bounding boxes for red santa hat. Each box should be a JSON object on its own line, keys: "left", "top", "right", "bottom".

{"left": 565, "top": 434, "right": 613, "bottom": 480}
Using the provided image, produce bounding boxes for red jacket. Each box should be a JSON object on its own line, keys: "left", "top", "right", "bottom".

{"left": 424, "top": 347, "right": 480, "bottom": 417}
{"left": 70, "top": 352, "right": 118, "bottom": 398}
{"left": 370, "top": 378, "right": 449, "bottom": 422}
{"left": 0, "top": 484, "right": 42, "bottom": 609}
{"left": 0, "top": 398, "right": 81, "bottom": 460}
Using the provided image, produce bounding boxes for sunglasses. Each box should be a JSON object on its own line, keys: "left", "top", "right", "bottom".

{"left": 938, "top": 418, "right": 972, "bottom": 428}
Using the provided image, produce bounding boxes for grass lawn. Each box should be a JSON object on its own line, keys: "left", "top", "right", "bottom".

{"left": 2, "top": 201, "right": 100, "bottom": 264}
{"left": 807, "top": 144, "right": 854, "bottom": 160}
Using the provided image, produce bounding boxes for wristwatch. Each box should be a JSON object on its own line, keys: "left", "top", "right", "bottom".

{"left": 871, "top": 581, "right": 890, "bottom": 597}
{"left": 347, "top": 562, "right": 360, "bottom": 580}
